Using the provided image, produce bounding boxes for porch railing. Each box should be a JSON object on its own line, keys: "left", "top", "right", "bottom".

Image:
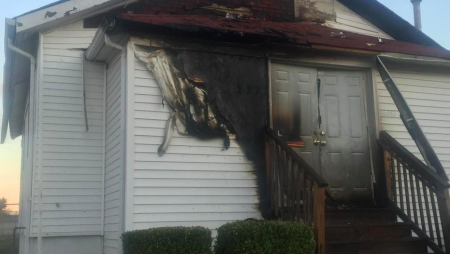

{"left": 265, "top": 128, "right": 328, "bottom": 254}
{"left": 379, "top": 131, "right": 450, "bottom": 254}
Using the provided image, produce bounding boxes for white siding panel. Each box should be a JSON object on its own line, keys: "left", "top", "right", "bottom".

{"left": 376, "top": 64, "right": 450, "bottom": 248}
{"left": 103, "top": 54, "right": 123, "bottom": 254}
{"left": 376, "top": 66, "right": 450, "bottom": 174}
{"left": 329, "top": 1, "right": 392, "bottom": 39}
{"left": 32, "top": 21, "right": 103, "bottom": 237}
{"left": 131, "top": 58, "right": 262, "bottom": 233}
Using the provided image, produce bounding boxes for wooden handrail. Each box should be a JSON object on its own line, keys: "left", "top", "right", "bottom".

{"left": 379, "top": 131, "right": 450, "bottom": 254}
{"left": 265, "top": 128, "right": 328, "bottom": 187}
{"left": 377, "top": 56, "right": 448, "bottom": 181}
{"left": 379, "top": 131, "right": 450, "bottom": 189}
{"left": 265, "top": 127, "right": 327, "bottom": 254}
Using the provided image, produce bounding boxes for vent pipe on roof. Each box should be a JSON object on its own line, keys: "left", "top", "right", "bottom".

{"left": 411, "top": 0, "right": 422, "bottom": 30}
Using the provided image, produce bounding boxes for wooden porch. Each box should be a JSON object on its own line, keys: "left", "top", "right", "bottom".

{"left": 265, "top": 128, "right": 450, "bottom": 254}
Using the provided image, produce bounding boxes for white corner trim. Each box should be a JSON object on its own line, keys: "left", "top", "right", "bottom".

{"left": 101, "top": 62, "right": 107, "bottom": 237}
{"left": 15, "top": 0, "right": 137, "bottom": 33}
{"left": 36, "top": 33, "right": 45, "bottom": 254}
{"left": 125, "top": 40, "right": 135, "bottom": 232}
{"left": 371, "top": 66, "right": 382, "bottom": 136}
{"left": 104, "top": 34, "right": 128, "bottom": 248}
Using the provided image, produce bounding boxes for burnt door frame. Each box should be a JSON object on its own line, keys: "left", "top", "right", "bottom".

{"left": 269, "top": 59, "right": 380, "bottom": 203}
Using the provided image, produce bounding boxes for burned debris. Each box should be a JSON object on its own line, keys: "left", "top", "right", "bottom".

{"left": 134, "top": 48, "right": 233, "bottom": 155}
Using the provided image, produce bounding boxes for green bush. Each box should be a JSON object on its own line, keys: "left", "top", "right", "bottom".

{"left": 122, "top": 226, "right": 213, "bottom": 254}
{"left": 214, "top": 220, "right": 315, "bottom": 254}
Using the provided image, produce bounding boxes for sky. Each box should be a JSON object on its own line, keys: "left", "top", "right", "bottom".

{"left": 0, "top": 0, "right": 449, "bottom": 212}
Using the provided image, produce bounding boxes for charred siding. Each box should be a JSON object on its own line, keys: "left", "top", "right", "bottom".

{"left": 178, "top": 52, "right": 270, "bottom": 215}
{"left": 131, "top": 53, "right": 263, "bottom": 234}
{"left": 294, "top": 0, "right": 335, "bottom": 22}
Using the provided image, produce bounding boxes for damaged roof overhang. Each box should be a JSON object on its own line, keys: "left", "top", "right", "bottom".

{"left": 85, "top": 19, "right": 129, "bottom": 62}
{"left": 15, "top": 0, "right": 138, "bottom": 34}
{"left": 118, "top": 14, "right": 450, "bottom": 60}
{"left": 2, "top": 0, "right": 135, "bottom": 142}
{"left": 1, "top": 19, "right": 17, "bottom": 143}
{"left": 2, "top": 19, "right": 38, "bottom": 144}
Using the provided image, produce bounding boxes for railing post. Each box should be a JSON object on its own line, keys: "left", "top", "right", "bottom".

{"left": 265, "top": 134, "right": 274, "bottom": 217}
{"left": 314, "top": 185, "right": 326, "bottom": 254}
{"left": 383, "top": 151, "right": 393, "bottom": 200}
{"left": 437, "top": 188, "right": 450, "bottom": 253}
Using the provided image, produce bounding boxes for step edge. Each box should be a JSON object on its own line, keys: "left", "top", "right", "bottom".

{"left": 326, "top": 208, "right": 394, "bottom": 212}
{"left": 326, "top": 222, "right": 412, "bottom": 228}
{"left": 326, "top": 237, "right": 426, "bottom": 245}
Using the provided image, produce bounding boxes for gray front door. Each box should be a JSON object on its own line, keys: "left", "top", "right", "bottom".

{"left": 271, "top": 63, "right": 372, "bottom": 202}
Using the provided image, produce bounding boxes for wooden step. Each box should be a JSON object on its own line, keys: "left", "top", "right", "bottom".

{"left": 326, "top": 208, "right": 397, "bottom": 225}
{"left": 326, "top": 223, "right": 412, "bottom": 242}
{"left": 326, "top": 237, "right": 428, "bottom": 254}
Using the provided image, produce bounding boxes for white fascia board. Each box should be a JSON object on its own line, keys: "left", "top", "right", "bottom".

{"left": 379, "top": 53, "right": 450, "bottom": 67}
{"left": 15, "top": 0, "right": 136, "bottom": 34}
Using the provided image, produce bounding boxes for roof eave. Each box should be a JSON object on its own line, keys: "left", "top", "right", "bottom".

{"left": 14, "top": 0, "right": 137, "bottom": 34}
{"left": 85, "top": 19, "right": 109, "bottom": 61}
{"left": 379, "top": 53, "right": 450, "bottom": 67}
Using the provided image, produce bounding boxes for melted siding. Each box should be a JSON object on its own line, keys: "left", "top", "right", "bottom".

{"left": 32, "top": 20, "right": 104, "bottom": 236}
{"left": 131, "top": 57, "right": 261, "bottom": 235}
{"left": 103, "top": 53, "right": 122, "bottom": 254}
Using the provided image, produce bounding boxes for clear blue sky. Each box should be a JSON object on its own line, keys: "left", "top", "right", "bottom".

{"left": 0, "top": 0, "right": 449, "bottom": 209}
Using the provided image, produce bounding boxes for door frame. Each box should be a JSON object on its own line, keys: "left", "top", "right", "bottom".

{"left": 268, "top": 54, "right": 381, "bottom": 202}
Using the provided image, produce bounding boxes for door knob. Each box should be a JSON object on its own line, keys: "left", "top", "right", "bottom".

{"left": 320, "top": 130, "right": 326, "bottom": 136}
{"left": 320, "top": 140, "right": 327, "bottom": 146}
{"left": 313, "top": 139, "right": 320, "bottom": 145}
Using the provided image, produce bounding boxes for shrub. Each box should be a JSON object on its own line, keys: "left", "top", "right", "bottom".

{"left": 122, "top": 226, "right": 213, "bottom": 254}
{"left": 214, "top": 220, "right": 315, "bottom": 254}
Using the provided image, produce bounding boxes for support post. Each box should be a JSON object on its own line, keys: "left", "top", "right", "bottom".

{"left": 384, "top": 151, "right": 392, "bottom": 199}
{"left": 437, "top": 189, "right": 450, "bottom": 253}
{"left": 314, "top": 186, "right": 326, "bottom": 254}
{"left": 265, "top": 134, "right": 274, "bottom": 217}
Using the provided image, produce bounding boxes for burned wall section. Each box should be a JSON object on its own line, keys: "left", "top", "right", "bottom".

{"left": 141, "top": 50, "right": 269, "bottom": 217}
{"left": 178, "top": 51, "right": 270, "bottom": 217}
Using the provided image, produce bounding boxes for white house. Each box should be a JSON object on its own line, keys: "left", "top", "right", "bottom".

{"left": 3, "top": 0, "right": 450, "bottom": 253}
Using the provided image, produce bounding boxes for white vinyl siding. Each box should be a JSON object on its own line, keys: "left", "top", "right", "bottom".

{"left": 103, "top": 53, "right": 123, "bottom": 254}
{"left": 329, "top": 1, "right": 392, "bottom": 39}
{"left": 32, "top": 21, "right": 104, "bottom": 236}
{"left": 376, "top": 63, "right": 450, "bottom": 249}
{"left": 130, "top": 56, "right": 262, "bottom": 235}
{"left": 376, "top": 64, "right": 450, "bottom": 178}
